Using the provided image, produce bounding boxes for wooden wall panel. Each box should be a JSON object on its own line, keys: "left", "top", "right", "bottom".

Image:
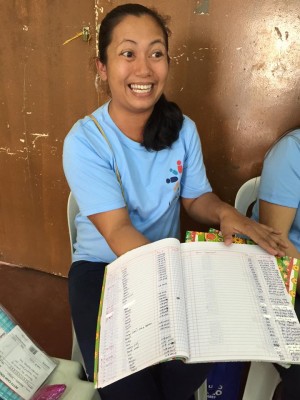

{"left": 0, "top": 0, "right": 299, "bottom": 276}
{"left": 0, "top": 0, "right": 97, "bottom": 275}
{"left": 164, "top": 0, "right": 300, "bottom": 200}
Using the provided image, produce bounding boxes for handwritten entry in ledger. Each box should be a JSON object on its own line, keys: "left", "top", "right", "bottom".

{"left": 181, "top": 242, "right": 300, "bottom": 363}
{"left": 99, "top": 240, "right": 189, "bottom": 385}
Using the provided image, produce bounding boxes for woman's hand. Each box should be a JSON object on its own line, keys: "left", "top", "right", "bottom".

{"left": 218, "top": 205, "right": 287, "bottom": 256}
{"left": 182, "top": 192, "right": 287, "bottom": 256}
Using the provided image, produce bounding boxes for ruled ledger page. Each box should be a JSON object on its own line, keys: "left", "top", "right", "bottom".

{"left": 181, "top": 242, "right": 300, "bottom": 364}
{"left": 98, "top": 238, "right": 189, "bottom": 388}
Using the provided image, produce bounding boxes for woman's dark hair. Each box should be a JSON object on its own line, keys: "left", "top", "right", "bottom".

{"left": 98, "top": 3, "right": 183, "bottom": 151}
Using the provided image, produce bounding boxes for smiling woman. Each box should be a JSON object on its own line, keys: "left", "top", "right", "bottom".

{"left": 62, "top": 3, "right": 287, "bottom": 400}
{"left": 96, "top": 13, "right": 170, "bottom": 143}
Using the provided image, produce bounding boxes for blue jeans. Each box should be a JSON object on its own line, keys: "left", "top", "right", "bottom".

{"left": 68, "top": 260, "right": 212, "bottom": 400}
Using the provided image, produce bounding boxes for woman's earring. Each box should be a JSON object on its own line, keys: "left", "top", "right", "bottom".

{"left": 95, "top": 74, "right": 101, "bottom": 91}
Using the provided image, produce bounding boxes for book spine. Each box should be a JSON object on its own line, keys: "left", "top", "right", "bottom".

{"left": 94, "top": 266, "right": 108, "bottom": 388}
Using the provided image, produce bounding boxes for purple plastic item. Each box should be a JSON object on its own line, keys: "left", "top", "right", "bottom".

{"left": 31, "top": 384, "right": 66, "bottom": 400}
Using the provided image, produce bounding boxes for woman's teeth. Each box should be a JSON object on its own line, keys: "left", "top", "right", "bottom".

{"left": 130, "top": 84, "right": 152, "bottom": 93}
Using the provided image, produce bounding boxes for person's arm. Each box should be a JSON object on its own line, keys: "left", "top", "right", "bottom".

{"left": 88, "top": 207, "right": 150, "bottom": 257}
{"left": 259, "top": 199, "right": 300, "bottom": 293}
{"left": 182, "top": 192, "right": 287, "bottom": 257}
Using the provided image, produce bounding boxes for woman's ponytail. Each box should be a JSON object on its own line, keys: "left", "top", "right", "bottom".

{"left": 142, "top": 94, "right": 184, "bottom": 151}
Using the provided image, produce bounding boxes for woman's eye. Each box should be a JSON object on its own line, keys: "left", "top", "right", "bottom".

{"left": 122, "top": 51, "right": 134, "bottom": 58}
{"left": 151, "top": 51, "right": 164, "bottom": 58}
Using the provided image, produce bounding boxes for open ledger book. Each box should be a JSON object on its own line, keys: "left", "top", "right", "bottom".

{"left": 94, "top": 238, "right": 300, "bottom": 388}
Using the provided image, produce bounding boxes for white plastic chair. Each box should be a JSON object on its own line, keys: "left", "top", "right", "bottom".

{"left": 67, "top": 191, "right": 79, "bottom": 260}
{"left": 242, "top": 362, "right": 280, "bottom": 400}
{"left": 67, "top": 193, "right": 85, "bottom": 366}
{"left": 235, "top": 177, "right": 281, "bottom": 400}
{"left": 44, "top": 358, "right": 99, "bottom": 399}
{"left": 67, "top": 192, "right": 101, "bottom": 400}
{"left": 234, "top": 176, "right": 261, "bottom": 215}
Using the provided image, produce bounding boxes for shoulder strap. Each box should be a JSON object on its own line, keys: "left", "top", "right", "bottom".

{"left": 89, "top": 114, "right": 126, "bottom": 205}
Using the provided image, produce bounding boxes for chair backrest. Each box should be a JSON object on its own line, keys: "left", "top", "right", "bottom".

{"left": 67, "top": 192, "right": 80, "bottom": 258}
{"left": 66, "top": 193, "right": 85, "bottom": 364}
{"left": 234, "top": 177, "right": 261, "bottom": 216}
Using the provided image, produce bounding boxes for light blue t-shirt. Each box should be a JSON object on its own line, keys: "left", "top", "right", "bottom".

{"left": 63, "top": 102, "right": 212, "bottom": 263}
{"left": 252, "top": 129, "right": 300, "bottom": 251}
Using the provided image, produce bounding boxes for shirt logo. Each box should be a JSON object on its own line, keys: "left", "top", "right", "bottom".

{"left": 166, "top": 160, "right": 183, "bottom": 191}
